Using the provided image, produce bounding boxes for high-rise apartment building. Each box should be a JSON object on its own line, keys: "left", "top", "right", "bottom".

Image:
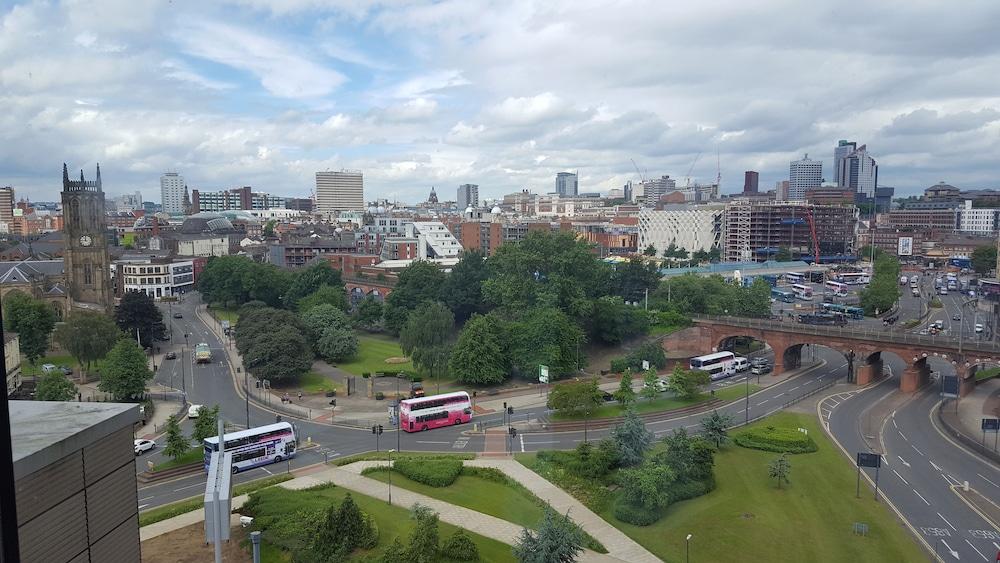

{"left": 160, "top": 172, "right": 185, "bottom": 214}
{"left": 642, "top": 175, "right": 678, "bottom": 206}
{"left": 743, "top": 171, "right": 759, "bottom": 194}
{"left": 315, "top": 170, "right": 364, "bottom": 215}
{"left": 457, "top": 183, "right": 479, "bottom": 210}
{"left": 788, "top": 154, "right": 822, "bottom": 201}
{"left": 191, "top": 186, "right": 285, "bottom": 212}
{"left": 0, "top": 186, "right": 15, "bottom": 228}
{"left": 555, "top": 172, "right": 578, "bottom": 197}
{"left": 837, "top": 144, "right": 878, "bottom": 198}
{"left": 833, "top": 140, "right": 857, "bottom": 186}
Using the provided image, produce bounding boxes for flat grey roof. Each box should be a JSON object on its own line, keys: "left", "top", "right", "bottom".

{"left": 9, "top": 401, "right": 139, "bottom": 480}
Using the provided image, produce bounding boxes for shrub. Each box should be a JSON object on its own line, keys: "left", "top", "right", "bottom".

{"left": 609, "top": 341, "right": 668, "bottom": 373}
{"left": 395, "top": 458, "right": 463, "bottom": 487}
{"left": 667, "top": 477, "right": 716, "bottom": 504}
{"left": 375, "top": 391, "right": 385, "bottom": 400}
{"left": 252, "top": 508, "right": 323, "bottom": 552}
{"left": 358, "top": 511, "right": 379, "bottom": 549}
{"left": 613, "top": 500, "right": 661, "bottom": 526}
{"left": 441, "top": 529, "right": 480, "bottom": 561}
{"left": 565, "top": 439, "right": 619, "bottom": 478}
{"left": 734, "top": 425, "right": 818, "bottom": 453}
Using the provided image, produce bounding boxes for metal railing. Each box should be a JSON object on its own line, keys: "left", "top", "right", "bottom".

{"left": 694, "top": 315, "right": 1000, "bottom": 356}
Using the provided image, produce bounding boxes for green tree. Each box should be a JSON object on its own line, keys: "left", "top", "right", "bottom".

{"left": 263, "top": 219, "right": 276, "bottom": 238}
{"left": 3, "top": 291, "right": 57, "bottom": 364}
{"left": 441, "top": 529, "right": 480, "bottom": 562}
{"left": 640, "top": 370, "right": 659, "bottom": 401}
{"left": 406, "top": 504, "right": 440, "bottom": 563}
{"left": 448, "top": 314, "right": 510, "bottom": 385}
{"left": 235, "top": 307, "right": 306, "bottom": 353}
{"left": 412, "top": 344, "right": 452, "bottom": 392}
{"left": 284, "top": 261, "right": 344, "bottom": 309}
{"left": 610, "top": 409, "right": 653, "bottom": 466}
{"left": 163, "top": 415, "right": 189, "bottom": 460}
{"left": 512, "top": 507, "right": 584, "bottom": 563}
{"left": 666, "top": 366, "right": 709, "bottom": 400}
{"left": 547, "top": 378, "right": 602, "bottom": 419}
{"left": 35, "top": 371, "right": 76, "bottom": 401}
{"left": 642, "top": 244, "right": 657, "bottom": 256}
{"left": 859, "top": 255, "right": 902, "bottom": 315}
{"left": 972, "top": 244, "right": 997, "bottom": 275}
{"left": 400, "top": 301, "right": 455, "bottom": 359}
{"left": 613, "top": 370, "right": 635, "bottom": 407}
{"left": 589, "top": 296, "right": 649, "bottom": 344}
{"left": 611, "top": 257, "right": 661, "bottom": 304}
{"left": 380, "top": 538, "right": 408, "bottom": 563}
{"left": 441, "top": 249, "right": 490, "bottom": 322}
{"left": 700, "top": 410, "right": 734, "bottom": 448}
{"left": 301, "top": 304, "right": 353, "bottom": 343}
{"left": 317, "top": 327, "right": 359, "bottom": 362}
{"left": 53, "top": 310, "right": 120, "bottom": 376}
{"left": 243, "top": 329, "right": 313, "bottom": 383}
{"left": 768, "top": 453, "right": 791, "bottom": 489}
{"left": 99, "top": 339, "right": 152, "bottom": 400}
{"left": 115, "top": 290, "right": 166, "bottom": 348}
{"left": 510, "top": 308, "right": 586, "bottom": 377}
{"left": 355, "top": 296, "right": 384, "bottom": 329}
{"left": 617, "top": 463, "right": 675, "bottom": 511}
{"left": 774, "top": 247, "right": 792, "bottom": 261}
{"left": 191, "top": 404, "right": 220, "bottom": 442}
{"left": 384, "top": 261, "right": 445, "bottom": 334}
{"left": 197, "top": 256, "right": 290, "bottom": 308}
{"left": 297, "top": 284, "right": 348, "bottom": 312}
{"left": 315, "top": 493, "right": 370, "bottom": 559}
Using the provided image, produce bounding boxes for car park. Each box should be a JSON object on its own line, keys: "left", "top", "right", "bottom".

{"left": 134, "top": 439, "right": 156, "bottom": 455}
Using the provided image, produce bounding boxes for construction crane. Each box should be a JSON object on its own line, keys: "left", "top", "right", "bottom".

{"left": 685, "top": 152, "right": 702, "bottom": 187}
{"left": 715, "top": 148, "right": 721, "bottom": 188}
{"left": 630, "top": 158, "right": 646, "bottom": 183}
{"left": 805, "top": 207, "right": 821, "bottom": 264}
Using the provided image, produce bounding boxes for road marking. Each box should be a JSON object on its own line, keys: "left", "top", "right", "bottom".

{"left": 994, "top": 541, "right": 1000, "bottom": 552}
{"left": 415, "top": 441, "right": 450, "bottom": 444}
{"left": 965, "top": 538, "right": 988, "bottom": 560}
{"left": 138, "top": 504, "right": 149, "bottom": 510}
{"left": 931, "top": 460, "right": 944, "bottom": 471}
{"left": 978, "top": 473, "right": 999, "bottom": 488}
{"left": 260, "top": 466, "right": 273, "bottom": 475}
{"left": 911, "top": 444, "right": 925, "bottom": 456}
{"left": 139, "top": 496, "right": 154, "bottom": 502}
{"left": 892, "top": 469, "right": 909, "bottom": 485}
{"left": 522, "top": 440, "right": 559, "bottom": 444}
{"left": 520, "top": 435, "right": 525, "bottom": 453}
{"left": 943, "top": 474, "right": 962, "bottom": 487}
{"left": 173, "top": 482, "right": 204, "bottom": 492}
{"left": 789, "top": 385, "right": 800, "bottom": 391}
{"left": 892, "top": 417, "right": 898, "bottom": 429}
{"left": 756, "top": 399, "right": 769, "bottom": 406}
{"left": 897, "top": 456, "right": 910, "bottom": 467}
{"left": 940, "top": 540, "right": 960, "bottom": 559}
{"left": 898, "top": 430, "right": 908, "bottom": 441}
{"left": 913, "top": 489, "right": 931, "bottom": 506}
{"left": 938, "top": 512, "right": 957, "bottom": 531}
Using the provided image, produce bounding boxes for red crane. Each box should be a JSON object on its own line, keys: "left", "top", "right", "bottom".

{"left": 805, "top": 207, "right": 820, "bottom": 264}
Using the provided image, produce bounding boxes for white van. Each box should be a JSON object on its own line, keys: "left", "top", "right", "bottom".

{"left": 732, "top": 357, "right": 749, "bottom": 372}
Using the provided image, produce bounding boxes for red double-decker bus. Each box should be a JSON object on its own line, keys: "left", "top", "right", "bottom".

{"left": 399, "top": 391, "right": 472, "bottom": 432}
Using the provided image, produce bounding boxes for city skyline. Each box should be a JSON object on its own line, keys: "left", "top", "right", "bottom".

{"left": 2, "top": 1, "right": 999, "bottom": 203}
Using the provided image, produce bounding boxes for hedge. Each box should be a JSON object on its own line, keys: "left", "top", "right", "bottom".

{"left": 734, "top": 425, "right": 818, "bottom": 453}
{"left": 667, "top": 476, "right": 715, "bottom": 504}
{"left": 441, "top": 529, "right": 480, "bottom": 561}
{"left": 394, "top": 458, "right": 464, "bottom": 487}
{"left": 613, "top": 499, "right": 662, "bottom": 526}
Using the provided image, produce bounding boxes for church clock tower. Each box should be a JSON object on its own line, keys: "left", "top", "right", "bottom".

{"left": 61, "top": 163, "right": 113, "bottom": 311}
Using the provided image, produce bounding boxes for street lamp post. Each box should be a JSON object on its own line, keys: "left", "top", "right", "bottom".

{"left": 744, "top": 372, "right": 750, "bottom": 425}
{"left": 686, "top": 534, "right": 692, "bottom": 563}
{"left": 387, "top": 449, "right": 395, "bottom": 505}
{"left": 244, "top": 368, "right": 250, "bottom": 429}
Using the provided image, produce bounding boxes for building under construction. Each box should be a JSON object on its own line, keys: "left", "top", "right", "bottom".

{"left": 723, "top": 201, "right": 858, "bottom": 262}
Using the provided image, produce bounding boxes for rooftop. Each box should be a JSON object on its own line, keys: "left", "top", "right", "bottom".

{"left": 10, "top": 400, "right": 139, "bottom": 480}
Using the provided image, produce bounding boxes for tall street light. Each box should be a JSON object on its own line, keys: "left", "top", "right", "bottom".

{"left": 686, "top": 534, "right": 692, "bottom": 563}
{"left": 387, "top": 449, "right": 395, "bottom": 505}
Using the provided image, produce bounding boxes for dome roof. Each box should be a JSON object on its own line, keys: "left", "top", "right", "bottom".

{"left": 465, "top": 206, "right": 474, "bottom": 213}
{"left": 491, "top": 206, "right": 502, "bottom": 214}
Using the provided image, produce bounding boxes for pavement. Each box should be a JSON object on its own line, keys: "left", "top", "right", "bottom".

{"left": 952, "top": 377, "right": 1000, "bottom": 441}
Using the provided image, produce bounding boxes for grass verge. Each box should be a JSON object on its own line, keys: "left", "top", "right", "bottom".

{"left": 293, "top": 370, "right": 343, "bottom": 394}
{"left": 364, "top": 466, "right": 606, "bottom": 553}
{"left": 336, "top": 334, "right": 413, "bottom": 376}
{"left": 975, "top": 367, "right": 1000, "bottom": 381}
{"left": 151, "top": 446, "right": 202, "bottom": 471}
{"left": 551, "top": 384, "right": 760, "bottom": 421}
{"left": 244, "top": 483, "right": 515, "bottom": 562}
{"left": 521, "top": 412, "right": 927, "bottom": 563}
{"left": 208, "top": 306, "right": 240, "bottom": 325}
{"left": 332, "top": 451, "right": 475, "bottom": 466}
{"left": 139, "top": 474, "right": 293, "bottom": 527}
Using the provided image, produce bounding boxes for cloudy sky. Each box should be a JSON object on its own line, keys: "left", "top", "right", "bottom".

{"left": 2, "top": 0, "right": 1000, "bottom": 204}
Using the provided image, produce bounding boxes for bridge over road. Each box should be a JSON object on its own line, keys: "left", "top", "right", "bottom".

{"left": 663, "top": 315, "right": 1000, "bottom": 396}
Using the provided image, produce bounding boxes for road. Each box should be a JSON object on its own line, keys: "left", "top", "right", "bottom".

{"left": 135, "top": 294, "right": 848, "bottom": 510}
{"left": 824, "top": 351, "right": 1000, "bottom": 562}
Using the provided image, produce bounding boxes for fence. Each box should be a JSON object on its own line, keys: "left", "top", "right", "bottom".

{"left": 936, "top": 401, "right": 1000, "bottom": 465}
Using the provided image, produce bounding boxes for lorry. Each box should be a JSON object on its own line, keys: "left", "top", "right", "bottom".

{"left": 195, "top": 343, "right": 211, "bottom": 364}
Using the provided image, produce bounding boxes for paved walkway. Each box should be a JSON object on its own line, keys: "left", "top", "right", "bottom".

{"left": 956, "top": 376, "right": 1000, "bottom": 437}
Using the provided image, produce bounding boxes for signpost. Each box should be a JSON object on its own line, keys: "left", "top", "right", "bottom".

{"left": 941, "top": 375, "right": 959, "bottom": 399}
{"left": 539, "top": 365, "right": 549, "bottom": 384}
{"left": 982, "top": 418, "right": 999, "bottom": 451}
{"left": 856, "top": 452, "right": 882, "bottom": 500}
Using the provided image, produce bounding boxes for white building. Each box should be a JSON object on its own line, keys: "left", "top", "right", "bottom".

{"left": 315, "top": 170, "right": 364, "bottom": 216}
{"left": 837, "top": 144, "right": 878, "bottom": 198}
{"left": 113, "top": 191, "right": 143, "bottom": 212}
{"left": 457, "top": 184, "right": 479, "bottom": 210}
{"left": 248, "top": 208, "right": 307, "bottom": 221}
{"left": 407, "top": 221, "right": 463, "bottom": 259}
{"left": 788, "top": 155, "right": 822, "bottom": 201}
{"left": 114, "top": 257, "right": 195, "bottom": 299}
{"left": 637, "top": 205, "right": 725, "bottom": 255}
{"left": 160, "top": 172, "right": 185, "bottom": 214}
{"left": 956, "top": 200, "right": 998, "bottom": 234}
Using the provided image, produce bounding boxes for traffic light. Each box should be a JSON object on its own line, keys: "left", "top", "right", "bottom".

{"left": 508, "top": 427, "right": 517, "bottom": 437}
{"left": 372, "top": 425, "right": 384, "bottom": 435}
{"left": 506, "top": 406, "right": 513, "bottom": 416}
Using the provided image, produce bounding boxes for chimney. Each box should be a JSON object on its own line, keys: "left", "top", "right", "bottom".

{"left": 152, "top": 216, "right": 160, "bottom": 236}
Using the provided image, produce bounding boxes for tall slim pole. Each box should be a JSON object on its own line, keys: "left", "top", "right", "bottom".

{"left": 744, "top": 374, "right": 750, "bottom": 424}
{"left": 244, "top": 369, "right": 250, "bottom": 429}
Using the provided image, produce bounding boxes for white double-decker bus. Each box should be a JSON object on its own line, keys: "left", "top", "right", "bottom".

{"left": 690, "top": 351, "right": 737, "bottom": 381}
{"left": 824, "top": 280, "right": 849, "bottom": 297}
{"left": 203, "top": 422, "right": 297, "bottom": 474}
{"left": 791, "top": 284, "right": 814, "bottom": 301}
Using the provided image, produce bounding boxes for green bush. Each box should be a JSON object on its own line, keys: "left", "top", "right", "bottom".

{"left": 610, "top": 358, "right": 630, "bottom": 373}
{"left": 358, "top": 511, "right": 379, "bottom": 549}
{"left": 734, "top": 425, "right": 818, "bottom": 453}
{"left": 667, "top": 477, "right": 715, "bottom": 504}
{"left": 609, "top": 341, "right": 668, "bottom": 373}
{"left": 255, "top": 508, "right": 324, "bottom": 553}
{"left": 565, "top": 439, "right": 619, "bottom": 478}
{"left": 441, "top": 529, "right": 480, "bottom": 561}
{"left": 394, "top": 458, "right": 463, "bottom": 487}
{"left": 613, "top": 500, "right": 662, "bottom": 526}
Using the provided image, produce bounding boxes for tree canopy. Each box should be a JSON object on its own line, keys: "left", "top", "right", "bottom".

{"left": 440, "top": 250, "right": 490, "bottom": 322}
{"left": 285, "top": 261, "right": 343, "bottom": 309}
{"left": 547, "top": 378, "right": 602, "bottom": 418}
{"left": 3, "top": 291, "right": 57, "bottom": 364}
{"left": 115, "top": 290, "right": 166, "bottom": 348}
{"left": 384, "top": 261, "right": 445, "bottom": 334}
{"left": 99, "top": 339, "right": 152, "bottom": 400}
{"left": 448, "top": 313, "right": 510, "bottom": 385}
{"left": 859, "top": 255, "right": 901, "bottom": 316}
{"left": 197, "top": 255, "right": 290, "bottom": 308}
{"left": 651, "top": 274, "right": 771, "bottom": 318}
{"left": 53, "top": 310, "right": 120, "bottom": 374}
{"left": 513, "top": 507, "right": 584, "bottom": 563}
{"left": 971, "top": 244, "right": 996, "bottom": 275}
{"left": 36, "top": 371, "right": 76, "bottom": 401}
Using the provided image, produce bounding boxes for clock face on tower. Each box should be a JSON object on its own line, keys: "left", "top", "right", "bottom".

{"left": 79, "top": 235, "right": 93, "bottom": 247}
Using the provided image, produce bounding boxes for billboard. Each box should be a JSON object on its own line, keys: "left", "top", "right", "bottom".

{"left": 897, "top": 237, "right": 913, "bottom": 256}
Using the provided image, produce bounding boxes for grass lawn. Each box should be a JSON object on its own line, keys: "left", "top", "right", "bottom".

{"left": 332, "top": 451, "right": 474, "bottom": 466}
{"left": 527, "top": 411, "right": 926, "bottom": 563}
{"left": 648, "top": 324, "right": 687, "bottom": 337}
{"left": 244, "top": 483, "right": 515, "bottom": 563}
{"left": 551, "top": 384, "right": 760, "bottom": 421}
{"left": 975, "top": 367, "right": 1000, "bottom": 381}
{"left": 209, "top": 306, "right": 240, "bottom": 325}
{"left": 21, "top": 354, "right": 80, "bottom": 377}
{"left": 336, "top": 334, "right": 413, "bottom": 376}
{"left": 151, "top": 446, "right": 203, "bottom": 471}
{"left": 290, "top": 371, "right": 343, "bottom": 394}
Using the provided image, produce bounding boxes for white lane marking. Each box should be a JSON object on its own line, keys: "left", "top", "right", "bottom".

{"left": 415, "top": 441, "right": 450, "bottom": 444}
{"left": 993, "top": 541, "right": 1000, "bottom": 552}
{"left": 942, "top": 474, "right": 962, "bottom": 487}
{"left": 260, "top": 466, "right": 273, "bottom": 475}
{"left": 138, "top": 504, "right": 149, "bottom": 510}
{"left": 892, "top": 469, "right": 909, "bottom": 485}
{"left": 938, "top": 512, "right": 957, "bottom": 531}
{"left": 913, "top": 489, "right": 931, "bottom": 505}
{"left": 911, "top": 444, "right": 925, "bottom": 456}
{"left": 520, "top": 435, "right": 525, "bottom": 453}
{"left": 978, "top": 473, "right": 999, "bottom": 488}
{"left": 898, "top": 430, "right": 908, "bottom": 441}
{"left": 522, "top": 440, "right": 559, "bottom": 444}
{"left": 789, "top": 385, "right": 800, "bottom": 391}
{"left": 897, "top": 456, "right": 910, "bottom": 467}
{"left": 139, "top": 496, "right": 154, "bottom": 502}
{"left": 931, "top": 460, "right": 944, "bottom": 471}
{"left": 940, "top": 540, "right": 959, "bottom": 559}
{"left": 756, "top": 399, "right": 769, "bottom": 406}
{"left": 892, "top": 418, "right": 899, "bottom": 429}
{"left": 173, "top": 482, "right": 204, "bottom": 492}
{"left": 965, "top": 538, "right": 988, "bottom": 560}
